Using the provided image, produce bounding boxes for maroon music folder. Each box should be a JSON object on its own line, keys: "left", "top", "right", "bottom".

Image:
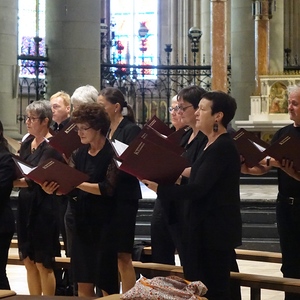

{"left": 232, "top": 128, "right": 269, "bottom": 167}
{"left": 111, "top": 137, "right": 190, "bottom": 185}
{"left": 265, "top": 134, "right": 300, "bottom": 171}
{"left": 48, "top": 122, "right": 83, "bottom": 158}
{"left": 13, "top": 157, "right": 89, "bottom": 194}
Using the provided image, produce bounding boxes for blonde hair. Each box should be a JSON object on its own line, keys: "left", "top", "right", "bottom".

{"left": 50, "top": 91, "right": 71, "bottom": 107}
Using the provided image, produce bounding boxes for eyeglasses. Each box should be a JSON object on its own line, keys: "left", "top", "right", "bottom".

{"left": 74, "top": 126, "right": 91, "bottom": 132}
{"left": 26, "top": 116, "right": 41, "bottom": 122}
{"left": 168, "top": 106, "right": 180, "bottom": 113}
{"left": 178, "top": 105, "right": 193, "bottom": 112}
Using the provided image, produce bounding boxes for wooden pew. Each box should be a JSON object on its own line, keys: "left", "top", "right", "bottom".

{"left": 142, "top": 246, "right": 283, "bottom": 264}
{"left": 10, "top": 239, "right": 65, "bottom": 250}
{"left": 7, "top": 254, "right": 300, "bottom": 300}
{"left": 132, "top": 261, "right": 300, "bottom": 300}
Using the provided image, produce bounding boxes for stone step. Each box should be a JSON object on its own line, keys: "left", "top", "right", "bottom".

{"left": 240, "top": 238, "right": 280, "bottom": 252}
{"left": 242, "top": 223, "right": 279, "bottom": 239}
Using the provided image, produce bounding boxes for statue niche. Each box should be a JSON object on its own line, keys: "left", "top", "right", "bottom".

{"left": 269, "top": 82, "right": 288, "bottom": 114}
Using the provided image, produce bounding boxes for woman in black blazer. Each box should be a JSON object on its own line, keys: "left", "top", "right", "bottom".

{"left": 98, "top": 87, "right": 142, "bottom": 293}
{"left": 143, "top": 92, "right": 242, "bottom": 300}
{"left": 0, "top": 121, "right": 16, "bottom": 289}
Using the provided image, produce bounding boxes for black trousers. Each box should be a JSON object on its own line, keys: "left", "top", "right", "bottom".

{"left": 0, "top": 231, "right": 14, "bottom": 290}
{"left": 184, "top": 247, "right": 240, "bottom": 300}
{"left": 277, "top": 200, "right": 300, "bottom": 300}
{"left": 151, "top": 198, "right": 184, "bottom": 265}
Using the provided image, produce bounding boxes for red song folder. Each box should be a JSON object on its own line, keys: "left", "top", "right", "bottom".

{"left": 265, "top": 134, "right": 300, "bottom": 171}
{"left": 233, "top": 128, "right": 269, "bottom": 167}
{"left": 13, "top": 157, "right": 89, "bottom": 194}
{"left": 48, "top": 122, "right": 83, "bottom": 158}
{"left": 111, "top": 137, "right": 190, "bottom": 185}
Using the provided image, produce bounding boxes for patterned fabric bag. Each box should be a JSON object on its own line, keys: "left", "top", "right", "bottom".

{"left": 121, "top": 275, "right": 208, "bottom": 300}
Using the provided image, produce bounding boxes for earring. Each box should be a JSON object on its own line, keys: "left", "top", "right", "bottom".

{"left": 213, "top": 122, "right": 218, "bottom": 132}
{"left": 114, "top": 109, "right": 117, "bottom": 113}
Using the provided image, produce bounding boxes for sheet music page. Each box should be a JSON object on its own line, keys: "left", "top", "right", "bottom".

{"left": 16, "top": 161, "right": 36, "bottom": 175}
{"left": 248, "top": 139, "right": 267, "bottom": 152}
{"left": 112, "top": 139, "right": 128, "bottom": 156}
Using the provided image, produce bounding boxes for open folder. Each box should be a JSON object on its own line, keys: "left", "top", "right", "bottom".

{"left": 48, "top": 122, "right": 83, "bottom": 158}
{"left": 138, "top": 125, "right": 185, "bottom": 156}
{"left": 13, "top": 157, "right": 89, "bottom": 194}
{"left": 232, "top": 128, "right": 269, "bottom": 167}
{"left": 144, "top": 115, "right": 189, "bottom": 145}
{"left": 111, "top": 137, "right": 190, "bottom": 185}
{"left": 265, "top": 134, "right": 300, "bottom": 171}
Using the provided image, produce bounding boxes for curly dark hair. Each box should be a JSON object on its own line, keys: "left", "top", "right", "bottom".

{"left": 71, "top": 102, "right": 110, "bottom": 136}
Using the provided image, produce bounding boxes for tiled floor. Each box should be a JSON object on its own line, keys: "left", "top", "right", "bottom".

{"left": 7, "top": 185, "right": 286, "bottom": 299}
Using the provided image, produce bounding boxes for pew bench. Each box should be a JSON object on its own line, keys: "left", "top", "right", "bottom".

{"left": 7, "top": 254, "right": 300, "bottom": 300}
{"left": 142, "top": 246, "right": 283, "bottom": 264}
{"left": 132, "top": 261, "right": 300, "bottom": 300}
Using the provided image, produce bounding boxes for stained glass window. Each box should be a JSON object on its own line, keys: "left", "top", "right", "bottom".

{"left": 18, "top": 0, "right": 46, "bottom": 77}
{"left": 110, "top": 0, "right": 158, "bottom": 73}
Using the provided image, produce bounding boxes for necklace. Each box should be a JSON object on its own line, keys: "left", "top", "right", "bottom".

{"left": 109, "top": 116, "right": 124, "bottom": 139}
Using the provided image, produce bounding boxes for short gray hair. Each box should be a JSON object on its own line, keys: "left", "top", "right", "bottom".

{"left": 26, "top": 100, "right": 52, "bottom": 127}
{"left": 71, "top": 85, "right": 98, "bottom": 107}
{"left": 288, "top": 84, "right": 300, "bottom": 95}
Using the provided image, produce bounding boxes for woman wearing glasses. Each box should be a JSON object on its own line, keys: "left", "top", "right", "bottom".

{"left": 144, "top": 91, "right": 242, "bottom": 300}
{"left": 43, "top": 102, "right": 120, "bottom": 297}
{"left": 151, "top": 85, "right": 207, "bottom": 266}
{"left": 168, "top": 95, "right": 184, "bottom": 131}
{"left": 13, "top": 100, "right": 62, "bottom": 295}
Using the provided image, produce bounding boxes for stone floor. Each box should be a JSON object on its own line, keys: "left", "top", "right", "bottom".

{"left": 7, "top": 184, "right": 285, "bottom": 299}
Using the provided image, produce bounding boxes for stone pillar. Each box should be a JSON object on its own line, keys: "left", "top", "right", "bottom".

{"left": 0, "top": 0, "right": 19, "bottom": 137}
{"left": 201, "top": 0, "right": 211, "bottom": 65}
{"left": 270, "top": 0, "right": 284, "bottom": 72}
{"left": 170, "top": 0, "right": 178, "bottom": 65}
{"left": 231, "top": 0, "right": 255, "bottom": 121}
{"left": 159, "top": 0, "right": 169, "bottom": 64}
{"left": 192, "top": 0, "right": 201, "bottom": 66}
{"left": 211, "top": 0, "right": 228, "bottom": 91}
{"left": 284, "top": 0, "right": 300, "bottom": 63}
{"left": 253, "top": 0, "right": 271, "bottom": 94}
{"left": 46, "top": 0, "right": 101, "bottom": 97}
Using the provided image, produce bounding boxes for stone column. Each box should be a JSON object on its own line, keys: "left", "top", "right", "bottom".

{"left": 159, "top": 0, "right": 169, "bottom": 64}
{"left": 231, "top": 0, "right": 255, "bottom": 121}
{"left": 270, "top": 0, "right": 284, "bottom": 72}
{"left": 253, "top": 0, "right": 272, "bottom": 94}
{"left": 0, "top": 0, "right": 19, "bottom": 137}
{"left": 192, "top": 0, "right": 201, "bottom": 66}
{"left": 170, "top": 0, "right": 178, "bottom": 65}
{"left": 201, "top": 0, "right": 211, "bottom": 65}
{"left": 211, "top": 0, "right": 228, "bottom": 91}
{"left": 46, "top": 0, "right": 101, "bottom": 97}
{"left": 284, "top": 0, "right": 300, "bottom": 63}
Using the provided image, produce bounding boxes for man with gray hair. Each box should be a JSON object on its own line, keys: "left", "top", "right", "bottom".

{"left": 241, "top": 84, "right": 300, "bottom": 300}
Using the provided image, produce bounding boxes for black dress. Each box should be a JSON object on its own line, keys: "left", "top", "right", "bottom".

{"left": 109, "top": 118, "right": 142, "bottom": 253}
{"left": 70, "top": 141, "right": 119, "bottom": 294}
{"left": 157, "top": 133, "right": 242, "bottom": 300}
{"left": 17, "top": 136, "right": 62, "bottom": 268}
{"left": 0, "top": 146, "right": 16, "bottom": 289}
